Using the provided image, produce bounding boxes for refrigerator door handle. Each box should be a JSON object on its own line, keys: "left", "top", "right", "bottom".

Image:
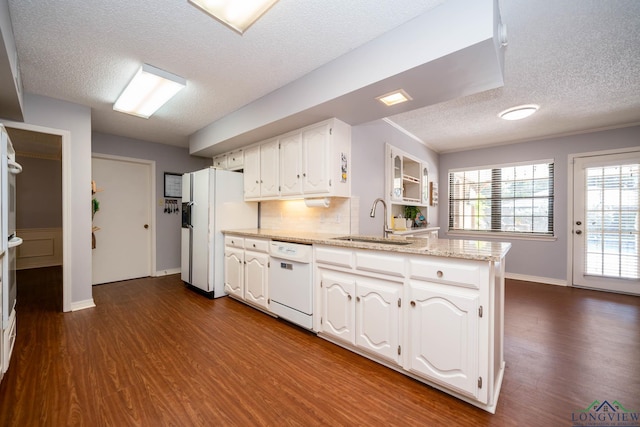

{"left": 8, "top": 236, "right": 23, "bottom": 248}
{"left": 8, "top": 159, "right": 22, "bottom": 174}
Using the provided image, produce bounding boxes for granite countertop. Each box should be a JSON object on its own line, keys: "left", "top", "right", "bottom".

{"left": 223, "top": 228, "right": 511, "bottom": 262}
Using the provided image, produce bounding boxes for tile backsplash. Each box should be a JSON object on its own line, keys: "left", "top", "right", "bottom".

{"left": 260, "top": 197, "right": 358, "bottom": 235}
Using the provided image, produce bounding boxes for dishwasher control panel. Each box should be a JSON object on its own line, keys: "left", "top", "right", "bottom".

{"left": 269, "top": 241, "right": 312, "bottom": 263}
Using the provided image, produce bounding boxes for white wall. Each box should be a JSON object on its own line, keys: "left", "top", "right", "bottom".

{"left": 439, "top": 125, "right": 640, "bottom": 283}
{"left": 22, "top": 93, "right": 93, "bottom": 304}
{"left": 352, "top": 119, "right": 439, "bottom": 236}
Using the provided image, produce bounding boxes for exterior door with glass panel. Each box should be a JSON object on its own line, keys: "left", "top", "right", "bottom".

{"left": 572, "top": 151, "right": 640, "bottom": 295}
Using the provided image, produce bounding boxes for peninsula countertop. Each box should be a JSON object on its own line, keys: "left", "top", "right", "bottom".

{"left": 222, "top": 229, "right": 511, "bottom": 262}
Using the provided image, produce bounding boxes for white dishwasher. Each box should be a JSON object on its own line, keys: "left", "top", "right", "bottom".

{"left": 269, "top": 241, "right": 313, "bottom": 330}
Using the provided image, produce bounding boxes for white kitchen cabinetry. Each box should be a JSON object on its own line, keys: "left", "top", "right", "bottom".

{"left": 317, "top": 246, "right": 402, "bottom": 365}
{"left": 226, "top": 150, "right": 243, "bottom": 170}
{"left": 278, "top": 131, "right": 302, "bottom": 196}
{"left": 385, "top": 143, "right": 432, "bottom": 233}
{"left": 243, "top": 239, "right": 269, "bottom": 309}
{"left": 213, "top": 150, "right": 243, "bottom": 170}
{"left": 407, "top": 280, "right": 480, "bottom": 399}
{"left": 314, "top": 244, "right": 504, "bottom": 412}
{"left": 246, "top": 118, "right": 351, "bottom": 201}
{"left": 319, "top": 269, "right": 355, "bottom": 344}
{"left": 224, "top": 236, "right": 270, "bottom": 310}
{"left": 355, "top": 276, "right": 401, "bottom": 365}
{"left": 243, "top": 147, "right": 260, "bottom": 198}
{"left": 224, "top": 237, "right": 244, "bottom": 298}
{"left": 243, "top": 141, "right": 279, "bottom": 200}
{"left": 213, "top": 154, "right": 227, "bottom": 169}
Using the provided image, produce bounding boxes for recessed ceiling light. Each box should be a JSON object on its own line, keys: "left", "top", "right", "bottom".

{"left": 498, "top": 104, "right": 539, "bottom": 120}
{"left": 376, "top": 89, "right": 413, "bottom": 107}
{"left": 188, "top": 0, "right": 279, "bottom": 34}
{"left": 113, "top": 64, "right": 186, "bottom": 119}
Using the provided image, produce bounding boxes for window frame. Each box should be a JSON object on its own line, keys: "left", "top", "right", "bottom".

{"left": 447, "top": 159, "right": 555, "bottom": 239}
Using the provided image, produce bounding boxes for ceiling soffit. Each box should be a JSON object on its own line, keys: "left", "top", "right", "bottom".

{"left": 190, "top": 0, "right": 506, "bottom": 157}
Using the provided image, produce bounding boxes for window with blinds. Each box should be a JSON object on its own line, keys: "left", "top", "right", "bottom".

{"left": 448, "top": 161, "right": 554, "bottom": 236}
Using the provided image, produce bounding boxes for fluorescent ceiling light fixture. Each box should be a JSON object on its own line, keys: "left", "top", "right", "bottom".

{"left": 113, "top": 64, "right": 186, "bottom": 119}
{"left": 376, "top": 89, "right": 413, "bottom": 106}
{"left": 188, "top": 0, "right": 279, "bottom": 34}
{"left": 498, "top": 104, "right": 539, "bottom": 121}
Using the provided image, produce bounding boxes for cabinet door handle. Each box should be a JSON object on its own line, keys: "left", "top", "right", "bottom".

{"left": 437, "top": 270, "right": 444, "bottom": 278}
{"left": 410, "top": 301, "right": 416, "bottom": 307}
{"left": 356, "top": 296, "right": 360, "bottom": 302}
{"left": 255, "top": 180, "right": 259, "bottom": 184}
{"left": 252, "top": 244, "right": 256, "bottom": 248}
{"left": 348, "top": 295, "right": 352, "bottom": 301}
{"left": 303, "top": 173, "right": 306, "bottom": 177}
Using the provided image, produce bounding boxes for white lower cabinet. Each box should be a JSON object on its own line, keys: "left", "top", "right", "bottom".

{"left": 407, "top": 280, "right": 480, "bottom": 399}
{"left": 318, "top": 264, "right": 402, "bottom": 365}
{"left": 319, "top": 269, "right": 355, "bottom": 344}
{"left": 224, "top": 236, "right": 269, "bottom": 310}
{"left": 224, "top": 246, "right": 244, "bottom": 298}
{"left": 355, "top": 276, "right": 401, "bottom": 365}
{"left": 315, "top": 245, "right": 504, "bottom": 413}
{"left": 244, "top": 250, "right": 268, "bottom": 309}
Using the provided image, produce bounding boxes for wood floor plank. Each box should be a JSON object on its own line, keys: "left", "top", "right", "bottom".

{"left": 0, "top": 269, "right": 638, "bottom": 426}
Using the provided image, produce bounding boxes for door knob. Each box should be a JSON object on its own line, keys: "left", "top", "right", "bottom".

{"left": 144, "top": 224, "right": 149, "bottom": 229}
{"left": 575, "top": 230, "right": 582, "bottom": 235}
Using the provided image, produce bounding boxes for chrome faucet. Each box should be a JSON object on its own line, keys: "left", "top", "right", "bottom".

{"left": 369, "top": 198, "right": 390, "bottom": 238}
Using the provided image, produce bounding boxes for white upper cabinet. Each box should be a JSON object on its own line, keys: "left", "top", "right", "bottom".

{"left": 279, "top": 132, "right": 303, "bottom": 196}
{"left": 243, "top": 140, "right": 279, "bottom": 200}
{"left": 260, "top": 140, "right": 279, "bottom": 197}
{"left": 243, "top": 145, "right": 261, "bottom": 199}
{"left": 301, "top": 122, "right": 331, "bottom": 195}
{"left": 385, "top": 143, "right": 433, "bottom": 233}
{"left": 245, "top": 118, "right": 351, "bottom": 201}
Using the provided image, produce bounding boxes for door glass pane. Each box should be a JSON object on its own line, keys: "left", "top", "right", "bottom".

{"left": 584, "top": 163, "right": 639, "bottom": 279}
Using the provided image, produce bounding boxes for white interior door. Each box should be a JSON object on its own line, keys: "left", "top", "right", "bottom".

{"left": 572, "top": 151, "right": 640, "bottom": 294}
{"left": 92, "top": 156, "right": 152, "bottom": 285}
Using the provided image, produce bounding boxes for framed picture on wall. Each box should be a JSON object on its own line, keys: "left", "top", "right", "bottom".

{"left": 164, "top": 172, "right": 182, "bottom": 198}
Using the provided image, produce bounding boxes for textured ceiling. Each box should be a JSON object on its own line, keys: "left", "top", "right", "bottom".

{"left": 6, "top": 0, "right": 640, "bottom": 154}
{"left": 388, "top": 0, "right": 640, "bottom": 152}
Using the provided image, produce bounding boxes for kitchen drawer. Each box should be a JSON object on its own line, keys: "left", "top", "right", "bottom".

{"left": 244, "top": 238, "right": 269, "bottom": 253}
{"left": 224, "top": 235, "right": 244, "bottom": 249}
{"left": 408, "top": 257, "right": 483, "bottom": 289}
{"left": 315, "top": 246, "right": 354, "bottom": 269}
{"left": 355, "top": 251, "right": 405, "bottom": 278}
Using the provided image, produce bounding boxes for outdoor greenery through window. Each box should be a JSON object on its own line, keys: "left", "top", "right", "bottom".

{"left": 448, "top": 161, "right": 554, "bottom": 235}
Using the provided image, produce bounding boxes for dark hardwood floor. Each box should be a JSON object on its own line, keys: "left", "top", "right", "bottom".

{"left": 0, "top": 267, "right": 638, "bottom": 426}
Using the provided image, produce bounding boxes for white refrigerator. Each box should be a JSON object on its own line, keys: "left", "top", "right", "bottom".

{"left": 181, "top": 167, "right": 257, "bottom": 298}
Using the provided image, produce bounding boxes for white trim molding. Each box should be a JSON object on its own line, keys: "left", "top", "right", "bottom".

{"left": 506, "top": 272, "right": 567, "bottom": 286}
{"left": 154, "top": 268, "right": 180, "bottom": 277}
{"left": 70, "top": 299, "right": 96, "bottom": 311}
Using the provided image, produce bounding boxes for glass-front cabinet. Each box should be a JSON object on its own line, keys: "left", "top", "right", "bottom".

{"left": 385, "top": 143, "right": 437, "bottom": 236}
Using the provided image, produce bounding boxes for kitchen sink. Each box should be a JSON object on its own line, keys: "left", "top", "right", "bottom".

{"left": 332, "top": 236, "right": 412, "bottom": 245}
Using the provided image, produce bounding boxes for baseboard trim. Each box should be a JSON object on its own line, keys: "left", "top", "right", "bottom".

{"left": 71, "top": 299, "right": 96, "bottom": 311}
{"left": 506, "top": 273, "right": 567, "bottom": 286}
{"left": 154, "top": 268, "right": 180, "bottom": 277}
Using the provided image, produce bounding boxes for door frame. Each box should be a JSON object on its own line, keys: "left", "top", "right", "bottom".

{"left": 91, "top": 153, "right": 156, "bottom": 281}
{"left": 1, "top": 120, "right": 72, "bottom": 311}
{"left": 566, "top": 146, "right": 640, "bottom": 289}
